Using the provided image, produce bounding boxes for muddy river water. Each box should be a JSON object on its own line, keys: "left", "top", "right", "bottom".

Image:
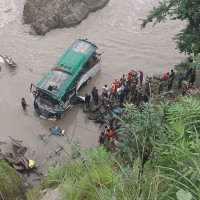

{"left": 0, "top": 0, "right": 185, "bottom": 186}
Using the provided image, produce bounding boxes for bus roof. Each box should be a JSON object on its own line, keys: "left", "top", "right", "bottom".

{"left": 54, "top": 39, "right": 97, "bottom": 75}
{"left": 37, "top": 39, "right": 97, "bottom": 99}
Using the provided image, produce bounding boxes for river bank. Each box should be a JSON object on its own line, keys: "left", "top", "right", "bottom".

{"left": 33, "top": 71, "right": 200, "bottom": 199}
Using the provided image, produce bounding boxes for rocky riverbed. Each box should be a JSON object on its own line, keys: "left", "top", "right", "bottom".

{"left": 23, "top": 0, "right": 109, "bottom": 35}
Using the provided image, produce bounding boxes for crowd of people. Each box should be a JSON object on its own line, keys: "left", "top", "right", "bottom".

{"left": 83, "top": 66, "right": 197, "bottom": 146}
{"left": 20, "top": 63, "right": 197, "bottom": 146}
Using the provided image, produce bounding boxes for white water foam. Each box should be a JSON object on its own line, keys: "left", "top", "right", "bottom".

{"left": 0, "top": 0, "right": 21, "bottom": 28}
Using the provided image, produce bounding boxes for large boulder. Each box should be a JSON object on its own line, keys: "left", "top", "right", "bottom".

{"left": 0, "top": 161, "right": 27, "bottom": 200}
{"left": 23, "top": 0, "right": 109, "bottom": 35}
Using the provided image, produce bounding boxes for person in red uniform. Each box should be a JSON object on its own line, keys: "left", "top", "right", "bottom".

{"left": 161, "top": 72, "right": 169, "bottom": 81}
{"left": 106, "top": 129, "right": 114, "bottom": 138}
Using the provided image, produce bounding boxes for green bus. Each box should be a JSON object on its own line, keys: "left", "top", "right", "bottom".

{"left": 30, "top": 39, "right": 101, "bottom": 119}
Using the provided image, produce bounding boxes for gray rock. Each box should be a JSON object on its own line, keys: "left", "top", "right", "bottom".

{"left": 23, "top": 0, "right": 109, "bottom": 35}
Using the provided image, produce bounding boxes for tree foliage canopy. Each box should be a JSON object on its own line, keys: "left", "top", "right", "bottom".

{"left": 141, "top": 0, "right": 200, "bottom": 55}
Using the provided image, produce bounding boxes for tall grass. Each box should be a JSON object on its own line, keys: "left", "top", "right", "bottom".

{"left": 38, "top": 96, "right": 200, "bottom": 200}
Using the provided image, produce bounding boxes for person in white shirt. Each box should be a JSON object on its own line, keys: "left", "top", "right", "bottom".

{"left": 116, "top": 87, "right": 121, "bottom": 100}
{"left": 120, "top": 84, "right": 125, "bottom": 91}
{"left": 102, "top": 84, "right": 108, "bottom": 97}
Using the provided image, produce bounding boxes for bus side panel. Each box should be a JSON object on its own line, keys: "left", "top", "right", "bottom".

{"left": 77, "top": 61, "right": 101, "bottom": 91}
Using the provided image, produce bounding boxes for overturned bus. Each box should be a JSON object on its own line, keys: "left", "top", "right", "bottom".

{"left": 30, "top": 39, "right": 101, "bottom": 119}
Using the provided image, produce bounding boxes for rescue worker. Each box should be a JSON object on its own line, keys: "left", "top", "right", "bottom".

{"left": 106, "top": 129, "right": 114, "bottom": 138}
{"left": 109, "top": 83, "right": 115, "bottom": 99}
{"left": 114, "top": 77, "right": 119, "bottom": 88}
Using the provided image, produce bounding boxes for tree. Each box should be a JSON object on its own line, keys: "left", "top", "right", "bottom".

{"left": 141, "top": 0, "right": 200, "bottom": 55}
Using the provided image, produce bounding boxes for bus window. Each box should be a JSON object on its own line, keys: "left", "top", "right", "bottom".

{"left": 88, "top": 57, "right": 95, "bottom": 67}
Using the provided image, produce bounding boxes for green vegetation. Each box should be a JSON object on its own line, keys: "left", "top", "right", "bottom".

{"left": 26, "top": 188, "right": 40, "bottom": 200}
{"left": 0, "top": 161, "right": 25, "bottom": 200}
{"left": 141, "top": 0, "right": 200, "bottom": 55}
{"left": 40, "top": 96, "right": 200, "bottom": 199}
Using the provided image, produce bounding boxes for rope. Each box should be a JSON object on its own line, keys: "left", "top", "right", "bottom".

{"left": 59, "top": 118, "right": 100, "bottom": 135}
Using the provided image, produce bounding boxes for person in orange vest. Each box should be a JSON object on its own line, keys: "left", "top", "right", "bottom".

{"left": 109, "top": 83, "right": 115, "bottom": 99}
{"left": 106, "top": 128, "right": 114, "bottom": 138}
{"left": 110, "top": 83, "right": 115, "bottom": 93}
{"left": 114, "top": 77, "right": 119, "bottom": 88}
